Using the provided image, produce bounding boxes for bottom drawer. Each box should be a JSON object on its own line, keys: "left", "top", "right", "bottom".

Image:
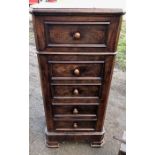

{"left": 54, "top": 121, "right": 96, "bottom": 131}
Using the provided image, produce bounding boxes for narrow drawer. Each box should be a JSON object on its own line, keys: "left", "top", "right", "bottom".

{"left": 51, "top": 85, "right": 100, "bottom": 98}
{"left": 44, "top": 22, "right": 109, "bottom": 46}
{"left": 54, "top": 121, "right": 96, "bottom": 131}
{"left": 53, "top": 105, "right": 98, "bottom": 115}
{"left": 49, "top": 61, "right": 104, "bottom": 77}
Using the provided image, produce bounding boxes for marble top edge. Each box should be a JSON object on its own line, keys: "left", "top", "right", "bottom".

{"left": 30, "top": 1, "right": 125, "bottom": 12}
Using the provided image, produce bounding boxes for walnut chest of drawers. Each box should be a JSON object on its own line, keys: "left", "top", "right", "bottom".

{"left": 31, "top": 2, "right": 124, "bottom": 148}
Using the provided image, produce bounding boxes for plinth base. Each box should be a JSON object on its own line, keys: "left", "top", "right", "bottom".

{"left": 45, "top": 128, "right": 105, "bottom": 148}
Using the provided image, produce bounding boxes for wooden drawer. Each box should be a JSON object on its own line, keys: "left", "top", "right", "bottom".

{"left": 49, "top": 61, "right": 104, "bottom": 78}
{"left": 32, "top": 15, "right": 122, "bottom": 52}
{"left": 51, "top": 85, "right": 100, "bottom": 98}
{"left": 54, "top": 121, "right": 96, "bottom": 131}
{"left": 45, "top": 22, "right": 109, "bottom": 46}
{"left": 53, "top": 105, "right": 98, "bottom": 115}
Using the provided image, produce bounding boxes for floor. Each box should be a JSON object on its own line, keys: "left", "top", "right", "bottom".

{"left": 29, "top": 18, "right": 126, "bottom": 155}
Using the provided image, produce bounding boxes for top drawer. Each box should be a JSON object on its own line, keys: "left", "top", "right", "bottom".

{"left": 32, "top": 15, "right": 122, "bottom": 52}
{"left": 44, "top": 22, "right": 109, "bottom": 46}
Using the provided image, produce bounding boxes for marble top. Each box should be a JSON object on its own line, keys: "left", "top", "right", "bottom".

{"left": 30, "top": 0, "right": 125, "bottom": 10}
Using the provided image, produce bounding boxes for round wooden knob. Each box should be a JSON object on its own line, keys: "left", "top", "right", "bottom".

{"left": 74, "top": 68, "right": 80, "bottom": 76}
{"left": 73, "top": 32, "right": 81, "bottom": 39}
{"left": 73, "top": 108, "right": 78, "bottom": 114}
{"left": 73, "top": 122, "right": 78, "bottom": 128}
{"left": 73, "top": 89, "right": 79, "bottom": 95}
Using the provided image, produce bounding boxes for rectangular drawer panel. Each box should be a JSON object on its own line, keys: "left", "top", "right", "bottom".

{"left": 52, "top": 85, "right": 100, "bottom": 98}
{"left": 45, "top": 22, "right": 109, "bottom": 46}
{"left": 54, "top": 121, "right": 96, "bottom": 131}
{"left": 53, "top": 105, "right": 98, "bottom": 115}
{"left": 49, "top": 61, "right": 104, "bottom": 77}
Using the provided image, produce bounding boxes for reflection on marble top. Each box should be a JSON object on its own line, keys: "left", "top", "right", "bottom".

{"left": 30, "top": 0, "right": 125, "bottom": 10}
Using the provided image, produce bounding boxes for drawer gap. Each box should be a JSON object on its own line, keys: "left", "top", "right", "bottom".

{"left": 53, "top": 118, "right": 97, "bottom": 121}
{"left": 51, "top": 77, "right": 102, "bottom": 80}
{"left": 53, "top": 97, "right": 99, "bottom": 99}
{"left": 44, "top": 21, "right": 110, "bottom": 25}
{"left": 51, "top": 83, "right": 102, "bottom": 86}
{"left": 52, "top": 102, "right": 99, "bottom": 106}
{"left": 55, "top": 128, "right": 95, "bottom": 131}
{"left": 48, "top": 61, "right": 105, "bottom": 64}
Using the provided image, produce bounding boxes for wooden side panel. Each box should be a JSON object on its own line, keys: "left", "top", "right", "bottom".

{"left": 37, "top": 55, "right": 54, "bottom": 132}
{"left": 96, "top": 55, "right": 116, "bottom": 131}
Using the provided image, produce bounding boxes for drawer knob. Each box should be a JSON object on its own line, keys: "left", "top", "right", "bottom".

{"left": 74, "top": 68, "right": 80, "bottom": 76}
{"left": 73, "top": 32, "right": 81, "bottom": 39}
{"left": 73, "top": 89, "right": 79, "bottom": 95}
{"left": 73, "top": 108, "right": 79, "bottom": 114}
{"left": 73, "top": 122, "right": 78, "bottom": 128}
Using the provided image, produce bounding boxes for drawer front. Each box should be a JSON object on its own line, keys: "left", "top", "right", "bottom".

{"left": 45, "top": 22, "right": 108, "bottom": 45}
{"left": 49, "top": 61, "right": 104, "bottom": 77}
{"left": 33, "top": 15, "right": 122, "bottom": 52}
{"left": 54, "top": 121, "right": 96, "bottom": 131}
{"left": 52, "top": 85, "right": 100, "bottom": 97}
{"left": 53, "top": 105, "right": 98, "bottom": 115}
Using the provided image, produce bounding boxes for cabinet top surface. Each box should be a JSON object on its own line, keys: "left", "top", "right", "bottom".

{"left": 30, "top": 1, "right": 125, "bottom": 14}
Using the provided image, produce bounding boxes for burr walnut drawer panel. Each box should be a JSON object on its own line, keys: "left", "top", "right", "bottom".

{"left": 53, "top": 105, "right": 98, "bottom": 115}
{"left": 51, "top": 85, "right": 100, "bottom": 98}
{"left": 44, "top": 22, "right": 109, "bottom": 46}
{"left": 54, "top": 121, "right": 96, "bottom": 131}
{"left": 49, "top": 61, "right": 104, "bottom": 77}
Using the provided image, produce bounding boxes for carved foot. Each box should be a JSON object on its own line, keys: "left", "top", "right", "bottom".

{"left": 91, "top": 138, "right": 105, "bottom": 148}
{"left": 46, "top": 141, "right": 59, "bottom": 148}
